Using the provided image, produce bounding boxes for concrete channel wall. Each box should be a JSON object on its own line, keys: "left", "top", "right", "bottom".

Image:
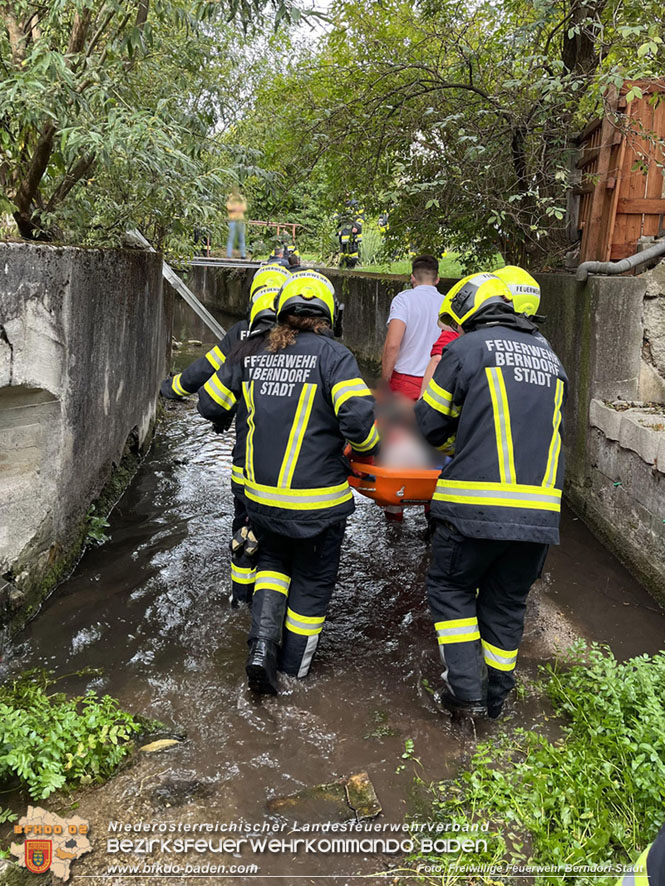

{"left": 185, "top": 262, "right": 665, "bottom": 603}
{"left": 0, "top": 242, "right": 172, "bottom": 630}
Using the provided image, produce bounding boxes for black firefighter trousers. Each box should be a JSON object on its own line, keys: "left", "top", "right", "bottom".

{"left": 230, "top": 493, "right": 255, "bottom": 605}
{"left": 426, "top": 520, "right": 548, "bottom": 713}
{"left": 249, "top": 521, "right": 346, "bottom": 678}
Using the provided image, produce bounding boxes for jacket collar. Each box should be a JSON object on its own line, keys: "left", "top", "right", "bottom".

{"left": 462, "top": 303, "right": 539, "bottom": 334}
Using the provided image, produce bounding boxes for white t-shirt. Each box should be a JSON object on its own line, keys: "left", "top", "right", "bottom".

{"left": 387, "top": 284, "right": 442, "bottom": 376}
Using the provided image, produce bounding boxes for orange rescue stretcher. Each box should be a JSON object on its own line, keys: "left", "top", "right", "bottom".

{"left": 348, "top": 462, "right": 440, "bottom": 508}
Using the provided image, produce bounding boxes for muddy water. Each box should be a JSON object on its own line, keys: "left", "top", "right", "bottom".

{"left": 3, "top": 303, "right": 664, "bottom": 884}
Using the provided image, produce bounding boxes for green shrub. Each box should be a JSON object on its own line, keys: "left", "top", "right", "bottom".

{"left": 0, "top": 671, "right": 141, "bottom": 823}
{"left": 359, "top": 226, "right": 383, "bottom": 265}
{"left": 404, "top": 642, "right": 665, "bottom": 885}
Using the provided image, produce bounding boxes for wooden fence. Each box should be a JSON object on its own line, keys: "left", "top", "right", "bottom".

{"left": 575, "top": 80, "right": 665, "bottom": 263}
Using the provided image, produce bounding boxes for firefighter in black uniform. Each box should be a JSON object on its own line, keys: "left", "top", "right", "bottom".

{"left": 285, "top": 243, "right": 301, "bottom": 268}
{"left": 197, "top": 270, "right": 379, "bottom": 694}
{"left": 415, "top": 272, "right": 568, "bottom": 719}
{"left": 160, "top": 265, "right": 288, "bottom": 604}
{"left": 267, "top": 245, "right": 291, "bottom": 269}
{"left": 160, "top": 264, "right": 290, "bottom": 400}
{"left": 222, "top": 288, "right": 280, "bottom": 604}
{"left": 336, "top": 200, "right": 363, "bottom": 268}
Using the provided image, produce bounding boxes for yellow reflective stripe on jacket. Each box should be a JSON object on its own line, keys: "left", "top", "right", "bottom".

{"left": 351, "top": 422, "right": 379, "bottom": 453}
{"left": 434, "top": 479, "right": 562, "bottom": 512}
{"left": 204, "top": 375, "right": 236, "bottom": 411}
{"left": 285, "top": 607, "right": 325, "bottom": 636}
{"left": 245, "top": 480, "right": 353, "bottom": 511}
{"left": 482, "top": 639, "right": 518, "bottom": 672}
{"left": 205, "top": 345, "right": 226, "bottom": 371}
{"left": 243, "top": 381, "right": 256, "bottom": 483}
{"left": 436, "top": 434, "right": 456, "bottom": 454}
{"left": 618, "top": 845, "right": 651, "bottom": 885}
{"left": 434, "top": 617, "right": 480, "bottom": 645}
{"left": 231, "top": 464, "right": 245, "bottom": 486}
{"left": 254, "top": 570, "right": 290, "bottom": 596}
{"left": 231, "top": 564, "right": 255, "bottom": 585}
{"left": 486, "top": 367, "right": 516, "bottom": 484}
{"left": 331, "top": 377, "right": 372, "bottom": 413}
{"left": 172, "top": 373, "right": 188, "bottom": 396}
{"left": 277, "top": 383, "right": 317, "bottom": 487}
{"left": 543, "top": 378, "right": 565, "bottom": 487}
{"left": 422, "top": 379, "right": 460, "bottom": 417}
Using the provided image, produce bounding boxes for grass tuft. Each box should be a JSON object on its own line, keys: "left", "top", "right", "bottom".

{"left": 400, "top": 641, "right": 665, "bottom": 885}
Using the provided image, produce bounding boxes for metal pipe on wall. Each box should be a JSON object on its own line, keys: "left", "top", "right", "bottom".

{"left": 575, "top": 238, "right": 665, "bottom": 283}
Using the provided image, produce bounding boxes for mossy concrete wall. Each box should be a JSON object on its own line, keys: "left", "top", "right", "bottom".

{"left": 0, "top": 242, "right": 173, "bottom": 632}
{"left": 535, "top": 273, "right": 646, "bottom": 478}
{"left": 185, "top": 262, "right": 665, "bottom": 602}
{"left": 535, "top": 273, "right": 665, "bottom": 602}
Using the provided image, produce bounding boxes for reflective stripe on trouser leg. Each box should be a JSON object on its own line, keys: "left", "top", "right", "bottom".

{"left": 278, "top": 522, "right": 345, "bottom": 678}
{"left": 434, "top": 618, "right": 487, "bottom": 702}
{"left": 476, "top": 539, "right": 548, "bottom": 711}
{"left": 231, "top": 561, "right": 255, "bottom": 605}
{"left": 426, "top": 523, "right": 490, "bottom": 703}
{"left": 482, "top": 639, "right": 518, "bottom": 671}
{"left": 282, "top": 608, "right": 326, "bottom": 678}
{"left": 249, "top": 570, "right": 291, "bottom": 644}
{"left": 482, "top": 640, "right": 518, "bottom": 713}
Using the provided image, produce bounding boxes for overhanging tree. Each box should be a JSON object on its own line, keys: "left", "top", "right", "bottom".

{"left": 0, "top": 0, "right": 300, "bottom": 243}
{"left": 236, "top": 0, "right": 665, "bottom": 268}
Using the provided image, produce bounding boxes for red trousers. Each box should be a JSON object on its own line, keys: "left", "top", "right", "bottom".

{"left": 389, "top": 370, "right": 422, "bottom": 401}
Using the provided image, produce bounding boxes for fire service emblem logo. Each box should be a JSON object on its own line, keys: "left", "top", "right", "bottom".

{"left": 11, "top": 806, "right": 91, "bottom": 880}
{"left": 25, "top": 840, "right": 52, "bottom": 874}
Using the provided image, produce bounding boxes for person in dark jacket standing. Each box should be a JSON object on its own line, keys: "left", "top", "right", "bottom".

{"left": 198, "top": 270, "right": 379, "bottom": 694}
{"left": 415, "top": 272, "right": 568, "bottom": 719}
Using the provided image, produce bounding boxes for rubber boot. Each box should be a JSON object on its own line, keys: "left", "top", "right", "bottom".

{"left": 434, "top": 686, "right": 487, "bottom": 719}
{"left": 487, "top": 699, "right": 504, "bottom": 720}
{"left": 246, "top": 638, "right": 279, "bottom": 695}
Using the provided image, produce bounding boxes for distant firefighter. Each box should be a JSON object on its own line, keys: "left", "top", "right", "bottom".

{"left": 336, "top": 199, "right": 363, "bottom": 268}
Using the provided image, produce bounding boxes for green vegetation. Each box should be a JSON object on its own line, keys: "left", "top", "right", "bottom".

{"left": 0, "top": 671, "right": 142, "bottom": 824}
{"left": 361, "top": 255, "right": 465, "bottom": 277}
{"left": 401, "top": 643, "right": 665, "bottom": 885}
{"left": 2, "top": 0, "right": 663, "bottom": 264}
{"left": 0, "top": 0, "right": 303, "bottom": 248}
{"left": 239, "top": 0, "right": 665, "bottom": 270}
{"left": 84, "top": 505, "right": 110, "bottom": 546}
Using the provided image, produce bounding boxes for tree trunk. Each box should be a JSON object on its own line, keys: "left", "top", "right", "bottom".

{"left": 13, "top": 124, "right": 56, "bottom": 240}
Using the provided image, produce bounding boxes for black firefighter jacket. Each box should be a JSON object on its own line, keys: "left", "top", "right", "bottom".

{"left": 160, "top": 320, "right": 249, "bottom": 399}
{"left": 415, "top": 307, "right": 568, "bottom": 545}
{"left": 197, "top": 328, "right": 379, "bottom": 538}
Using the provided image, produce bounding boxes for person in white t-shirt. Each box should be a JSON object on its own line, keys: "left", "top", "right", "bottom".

{"left": 381, "top": 255, "right": 442, "bottom": 400}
